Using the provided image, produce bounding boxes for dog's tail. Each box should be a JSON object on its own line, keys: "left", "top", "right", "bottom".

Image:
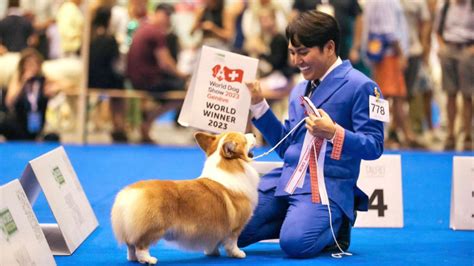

{"left": 111, "top": 188, "right": 141, "bottom": 245}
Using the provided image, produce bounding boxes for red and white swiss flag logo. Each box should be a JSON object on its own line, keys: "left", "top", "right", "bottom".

{"left": 212, "top": 64, "right": 244, "bottom": 83}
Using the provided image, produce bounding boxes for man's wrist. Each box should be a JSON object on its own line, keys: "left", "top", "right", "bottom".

{"left": 328, "top": 129, "right": 337, "bottom": 143}
{"left": 250, "top": 100, "right": 269, "bottom": 119}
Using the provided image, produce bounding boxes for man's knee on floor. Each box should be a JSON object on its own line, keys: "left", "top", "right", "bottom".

{"left": 279, "top": 233, "right": 325, "bottom": 258}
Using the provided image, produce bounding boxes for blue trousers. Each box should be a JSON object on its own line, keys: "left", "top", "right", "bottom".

{"left": 238, "top": 189, "right": 344, "bottom": 258}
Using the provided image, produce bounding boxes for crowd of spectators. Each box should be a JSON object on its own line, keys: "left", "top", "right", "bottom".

{"left": 0, "top": 0, "right": 472, "bottom": 151}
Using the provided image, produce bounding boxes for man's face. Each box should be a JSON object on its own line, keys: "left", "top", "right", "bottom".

{"left": 288, "top": 41, "right": 334, "bottom": 81}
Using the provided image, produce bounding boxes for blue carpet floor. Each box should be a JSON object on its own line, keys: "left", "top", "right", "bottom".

{"left": 0, "top": 142, "right": 472, "bottom": 265}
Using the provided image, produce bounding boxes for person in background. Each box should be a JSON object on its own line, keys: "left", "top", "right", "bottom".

{"left": 0, "top": 0, "right": 35, "bottom": 54}
{"left": 125, "top": 0, "right": 147, "bottom": 49}
{"left": 20, "top": 0, "right": 62, "bottom": 60}
{"left": 244, "top": 7, "right": 293, "bottom": 97}
{"left": 127, "top": 3, "right": 187, "bottom": 143}
{"left": 190, "top": 0, "right": 234, "bottom": 50}
{"left": 227, "top": 0, "right": 247, "bottom": 54}
{"left": 362, "top": 0, "right": 424, "bottom": 149}
{"left": 400, "top": 0, "right": 432, "bottom": 138}
{"left": 435, "top": 0, "right": 473, "bottom": 151}
{"left": 0, "top": 48, "right": 58, "bottom": 140}
{"left": 417, "top": 0, "right": 441, "bottom": 143}
{"left": 89, "top": 6, "right": 127, "bottom": 142}
{"left": 238, "top": 10, "right": 384, "bottom": 258}
{"left": 56, "top": 0, "right": 84, "bottom": 56}
{"left": 242, "top": 0, "right": 288, "bottom": 46}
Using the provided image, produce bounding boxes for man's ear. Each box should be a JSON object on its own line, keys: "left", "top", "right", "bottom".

{"left": 194, "top": 132, "right": 216, "bottom": 154}
{"left": 324, "top": 40, "right": 336, "bottom": 55}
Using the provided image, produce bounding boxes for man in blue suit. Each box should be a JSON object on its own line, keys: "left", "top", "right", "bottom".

{"left": 238, "top": 10, "right": 384, "bottom": 258}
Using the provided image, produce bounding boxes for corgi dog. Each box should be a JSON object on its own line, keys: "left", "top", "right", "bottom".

{"left": 111, "top": 131, "right": 259, "bottom": 264}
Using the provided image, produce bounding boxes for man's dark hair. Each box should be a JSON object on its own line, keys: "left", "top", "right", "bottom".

{"left": 286, "top": 10, "right": 340, "bottom": 56}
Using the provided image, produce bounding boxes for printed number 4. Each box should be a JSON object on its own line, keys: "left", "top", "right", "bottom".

{"left": 368, "top": 189, "right": 387, "bottom": 217}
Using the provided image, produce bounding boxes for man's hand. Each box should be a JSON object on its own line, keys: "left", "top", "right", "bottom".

{"left": 245, "top": 81, "right": 264, "bottom": 105}
{"left": 305, "top": 109, "right": 336, "bottom": 140}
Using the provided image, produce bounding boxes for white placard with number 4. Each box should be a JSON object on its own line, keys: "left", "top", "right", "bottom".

{"left": 369, "top": 95, "right": 390, "bottom": 123}
{"left": 355, "top": 154, "right": 403, "bottom": 228}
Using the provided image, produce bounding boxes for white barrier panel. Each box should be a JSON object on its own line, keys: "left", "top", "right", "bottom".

{"left": 19, "top": 146, "right": 98, "bottom": 255}
{"left": 0, "top": 179, "right": 56, "bottom": 266}
{"left": 355, "top": 155, "right": 404, "bottom": 228}
{"left": 449, "top": 156, "right": 474, "bottom": 230}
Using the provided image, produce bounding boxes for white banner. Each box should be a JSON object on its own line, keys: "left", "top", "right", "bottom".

{"left": 355, "top": 155, "right": 404, "bottom": 228}
{"left": 0, "top": 179, "right": 56, "bottom": 266}
{"left": 19, "top": 146, "right": 98, "bottom": 255}
{"left": 178, "top": 46, "right": 259, "bottom": 133}
{"left": 450, "top": 156, "right": 474, "bottom": 230}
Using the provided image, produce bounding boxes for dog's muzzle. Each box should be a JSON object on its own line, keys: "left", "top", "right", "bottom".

{"left": 248, "top": 150, "right": 254, "bottom": 158}
{"left": 245, "top": 133, "right": 256, "bottom": 159}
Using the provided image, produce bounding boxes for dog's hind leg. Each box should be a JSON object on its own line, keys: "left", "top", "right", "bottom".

{"left": 135, "top": 247, "right": 157, "bottom": 265}
{"left": 224, "top": 236, "right": 246, "bottom": 258}
{"left": 204, "top": 244, "right": 221, "bottom": 257}
{"left": 127, "top": 244, "right": 138, "bottom": 261}
{"left": 134, "top": 229, "right": 165, "bottom": 265}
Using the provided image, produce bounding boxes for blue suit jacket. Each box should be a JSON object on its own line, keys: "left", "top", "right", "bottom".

{"left": 253, "top": 60, "right": 384, "bottom": 223}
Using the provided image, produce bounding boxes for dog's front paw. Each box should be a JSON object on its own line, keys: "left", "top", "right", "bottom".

{"left": 228, "top": 249, "right": 246, "bottom": 259}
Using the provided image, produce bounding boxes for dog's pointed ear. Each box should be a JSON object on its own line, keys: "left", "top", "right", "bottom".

{"left": 222, "top": 141, "right": 237, "bottom": 159}
{"left": 194, "top": 132, "right": 216, "bottom": 154}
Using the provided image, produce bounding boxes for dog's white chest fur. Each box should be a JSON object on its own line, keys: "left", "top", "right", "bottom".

{"left": 200, "top": 152, "right": 259, "bottom": 207}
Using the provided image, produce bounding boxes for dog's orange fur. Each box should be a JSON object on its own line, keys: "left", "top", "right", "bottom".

{"left": 111, "top": 131, "right": 259, "bottom": 264}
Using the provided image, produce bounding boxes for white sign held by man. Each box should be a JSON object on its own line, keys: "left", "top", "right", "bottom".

{"left": 450, "top": 156, "right": 474, "bottom": 230}
{"left": 355, "top": 154, "right": 404, "bottom": 228}
{"left": 0, "top": 179, "right": 56, "bottom": 266}
{"left": 19, "top": 146, "right": 98, "bottom": 255}
{"left": 178, "top": 45, "right": 259, "bottom": 133}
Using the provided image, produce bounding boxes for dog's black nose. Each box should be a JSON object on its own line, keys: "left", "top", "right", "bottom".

{"left": 248, "top": 151, "right": 254, "bottom": 158}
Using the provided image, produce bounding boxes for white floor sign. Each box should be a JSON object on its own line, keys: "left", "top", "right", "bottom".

{"left": 1, "top": 179, "right": 56, "bottom": 265}
{"left": 450, "top": 156, "right": 474, "bottom": 230}
{"left": 355, "top": 155, "right": 404, "bottom": 228}
{"left": 19, "top": 146, "right": 98, "bottom": 255}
